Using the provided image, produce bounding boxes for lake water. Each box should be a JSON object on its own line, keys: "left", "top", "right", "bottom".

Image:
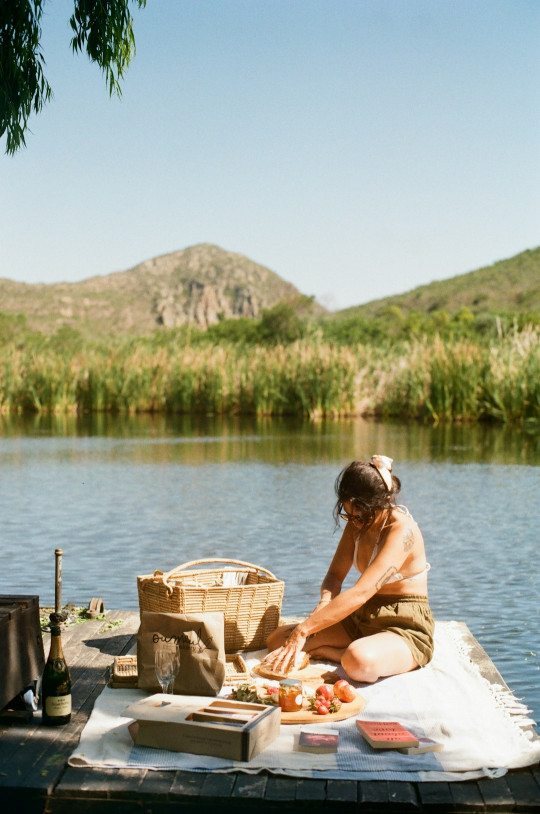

{"left": 1, "top": 413, "right": 538, "bottom": 726}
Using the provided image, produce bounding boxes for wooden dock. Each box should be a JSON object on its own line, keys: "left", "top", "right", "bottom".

{"left": 0, "top": 610, "right": 538, "bottom": 813}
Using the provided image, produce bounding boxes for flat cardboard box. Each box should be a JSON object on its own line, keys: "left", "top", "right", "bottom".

{"left": 124, "top": 694, "right": 281, "bottom": 761}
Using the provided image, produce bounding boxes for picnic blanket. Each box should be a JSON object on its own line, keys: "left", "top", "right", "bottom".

{"left": 68, "top": 621, "right": 540, "bottom": 781}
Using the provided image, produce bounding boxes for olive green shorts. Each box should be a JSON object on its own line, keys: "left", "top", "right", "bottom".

{"left": 341, "top": 594, "right": 435, "bottom": 668}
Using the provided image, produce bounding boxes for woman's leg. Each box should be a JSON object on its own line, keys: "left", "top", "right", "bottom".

{"left": 341, "top": 631, "right": 418, "bottom": 683}
{"left": 266, "top": 625, "right": 418, "bottom": 681}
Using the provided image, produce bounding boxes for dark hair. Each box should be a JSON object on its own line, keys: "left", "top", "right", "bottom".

{"left": 333, "top": 460, "right": 401, "bottom": 528}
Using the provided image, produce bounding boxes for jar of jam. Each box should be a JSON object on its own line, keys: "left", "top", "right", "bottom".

{"left": 279, "top": 678, "right": 303, "bottom": 712}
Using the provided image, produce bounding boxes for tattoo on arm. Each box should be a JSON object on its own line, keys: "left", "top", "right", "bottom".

{"left": 402, "top": 528, "right": 415, "bottom": 552}
{"left": 376, "top": 566, "right": 398, "bottom": 590}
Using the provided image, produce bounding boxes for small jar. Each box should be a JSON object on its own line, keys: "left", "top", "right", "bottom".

{"left": 279, "top": 678, "right": 303, "bottom": 712}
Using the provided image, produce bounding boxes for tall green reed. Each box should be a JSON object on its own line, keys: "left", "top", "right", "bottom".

{"left": 0, "top": 329, "right": 537, "bottom": 423}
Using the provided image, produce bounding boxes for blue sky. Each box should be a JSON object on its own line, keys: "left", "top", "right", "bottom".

{"left": 1, "top": 0, "right": 539, "bottom": 311}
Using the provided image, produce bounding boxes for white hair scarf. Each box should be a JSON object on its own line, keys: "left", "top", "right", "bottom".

{"left": 370, "top": 454, "right": 393, "bottom": 491}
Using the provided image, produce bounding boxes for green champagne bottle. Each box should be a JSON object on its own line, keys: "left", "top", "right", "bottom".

{"left": 41, "top": 617, "right": 72, "bottom": 726}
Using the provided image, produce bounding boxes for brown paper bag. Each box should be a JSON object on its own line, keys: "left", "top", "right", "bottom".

{"left": 137, "top": 610, "right": 226, "bottom": 696}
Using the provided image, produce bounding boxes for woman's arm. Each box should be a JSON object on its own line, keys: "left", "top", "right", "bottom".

{"left": 267, "top": 519, "right": 416, "bottom": 672}
{"left": 298, "top": 519, "right": 417, "bottom": 637}
{"left": 265, "top": 522, "right": 355, "bottom": 672}
{"left": 312, "top": 522, "right": 355, "bottom": 609}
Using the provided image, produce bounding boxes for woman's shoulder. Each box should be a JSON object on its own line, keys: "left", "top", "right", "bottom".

{"left": 388, "top": 505, "right": 413, "bottom": 525}
{"left": 388, "top": 505, "right": 422, "bottom": 539}
{"left": 393, "top": 504, "right": 413, "bottom": 518}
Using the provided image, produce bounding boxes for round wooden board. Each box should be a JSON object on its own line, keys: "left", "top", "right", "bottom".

{"left": 279, "top": 691, "right": 366, "bottom": 725}
{"left": 252, "top": 663, "right": 340, "bottom": 686}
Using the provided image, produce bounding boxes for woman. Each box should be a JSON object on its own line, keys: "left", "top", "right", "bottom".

{"left": 264, "top": 455, "right": 434, "bottom": 683}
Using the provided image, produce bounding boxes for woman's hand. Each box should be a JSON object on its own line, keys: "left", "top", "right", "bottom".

{"left": 263, "top": 626, "right": 307, "bottom": 675}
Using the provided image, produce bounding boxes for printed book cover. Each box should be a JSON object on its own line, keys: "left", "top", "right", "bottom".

{"left": 355, "top": 720, "right": 419, "bottom": 749}
{"left": 298, "top": 726, "right": 339, "bottom": 753}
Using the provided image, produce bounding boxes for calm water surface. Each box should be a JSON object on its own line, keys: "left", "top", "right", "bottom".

{"left": 1, "top": 414, "right": 538, "bottom": 726}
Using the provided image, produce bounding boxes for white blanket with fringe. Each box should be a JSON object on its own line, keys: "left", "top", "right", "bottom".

{"left": 68, "top": 621, "right": 540, "bottom": 781}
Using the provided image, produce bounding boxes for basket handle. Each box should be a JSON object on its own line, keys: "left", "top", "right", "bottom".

{"left": 164, "top": 558, "right": 279, "bottom": 582}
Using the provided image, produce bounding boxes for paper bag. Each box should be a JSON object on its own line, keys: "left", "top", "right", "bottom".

{"left": 137, "top": 610, "right": 226, "bottom": 696}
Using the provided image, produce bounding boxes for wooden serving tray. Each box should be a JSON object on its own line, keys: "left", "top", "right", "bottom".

{"left": 252, "top": 662, "right": 340, "bottom": 686}
{"left": 279, "top": 691, "right": 366, "bottom": 724}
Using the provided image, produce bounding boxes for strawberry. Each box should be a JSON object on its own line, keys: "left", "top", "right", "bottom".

{"left": 315, "top": 683, "right": 334, "bottom": 701}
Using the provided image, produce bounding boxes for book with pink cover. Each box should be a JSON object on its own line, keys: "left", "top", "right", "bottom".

{"left": 298, "top": 726, "right": 339, "bottom": 753}
{"left": 356, "top": 719, "right": 419, "bottom": 749}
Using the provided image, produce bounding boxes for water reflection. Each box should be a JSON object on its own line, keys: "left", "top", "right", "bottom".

{"left": 1, "top": 413, "right": 538, "bottom": 465}
{"left": 0, "top": 414, "right": 538, "bottom": 725}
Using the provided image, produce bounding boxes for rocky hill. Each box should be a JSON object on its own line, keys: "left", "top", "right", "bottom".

{"left": 0, "top": 244, "right": 314, "bottom": 337}
{"left": 339, "top": 245, "right": 540, "bottom": 319}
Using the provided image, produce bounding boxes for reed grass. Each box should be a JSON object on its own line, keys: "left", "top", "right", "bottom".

{"left": 0, "top": 328, "right": 538, "bottom": 423}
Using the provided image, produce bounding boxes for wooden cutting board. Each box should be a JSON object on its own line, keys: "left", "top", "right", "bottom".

{"left": 251, "top": 663, "right": 366, "bottom": 724}
{"left": 280, "top": 691, "right": 366, "bottom": 724}
{"left": 252, "top": 663, "right": 341, "bottom": 686}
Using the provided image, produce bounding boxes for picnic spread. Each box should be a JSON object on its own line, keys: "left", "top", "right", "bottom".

{"left": 65, "top": 559, "right": 540, "bottom": 782}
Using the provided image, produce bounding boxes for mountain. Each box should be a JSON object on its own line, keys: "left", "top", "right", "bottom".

{"left": 2, "top": 243, "right": 538, "bottom": 341}
{"left": 337, "top": 246, "right": 540, "bottom": 319}
{"left": 0, "top": 244, "right": 316, "bottom": 337}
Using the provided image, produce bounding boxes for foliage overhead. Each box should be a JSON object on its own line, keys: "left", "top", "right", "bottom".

{"left": 0, "top": 0, "right": 146, "bottom": 155}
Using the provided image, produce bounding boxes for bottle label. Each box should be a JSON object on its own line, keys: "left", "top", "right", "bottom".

{"left": 45, "top": 694, "right": 72, "bottom": 717}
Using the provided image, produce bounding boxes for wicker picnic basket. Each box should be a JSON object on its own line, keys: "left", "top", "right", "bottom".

{"left": 137, "top": 558, "right": 285, "bottom": 653}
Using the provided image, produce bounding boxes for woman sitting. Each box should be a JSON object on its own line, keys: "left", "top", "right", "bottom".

{"left": 264, "top": 455, "right": 434, "bottom": 683}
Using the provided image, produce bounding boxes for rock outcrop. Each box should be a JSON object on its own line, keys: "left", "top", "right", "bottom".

{"left": 0, "top": 244, "right": 318, "bottom": 337}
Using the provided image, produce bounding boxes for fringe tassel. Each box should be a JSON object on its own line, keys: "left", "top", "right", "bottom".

{"left": 443, "top": 621, "right": 538, "bottom": 737}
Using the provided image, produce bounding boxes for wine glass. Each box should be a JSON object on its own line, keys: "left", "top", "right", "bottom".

{"left": 154, "top": 642, "right": 180, "bottom": 694}
{"left": 166, "top": 643, "right": 180, "bottom": 694}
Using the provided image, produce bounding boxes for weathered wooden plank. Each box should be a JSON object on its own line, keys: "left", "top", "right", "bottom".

{"left": 138, "top": 769, "right": 175, "bottom": 799}
{"left": 199, "top": 771, "right": 236, "bottom": 798}
{"left": 264, "top": 775, "right": 299, "bottom": 800}
{"left": 0, "top": 718, "right": 72, "bottom": 792}
{"left": 417, "top": 780, "right": 455, "bottom": 809}
{"left": 504, "top": 768, "right": 540, "bottom": 809}
{"left": 449, "top": 780, "right": 485, "bottom": 810}
{"left": 4, "top": 662, "right": 111, "bottom": 793}
{"left": 0, "top": 718, "right": 39, "bottom": 768}
{"left": 358, "top": 779, "right": 390, "bottom": 804}
{"left": 231, "top": 773, "right": 268, "bottom": 799}
{"left": 96, "top": 767, "right": 148, "bottom": 799}
{"left": 294, "top": 777, "right": 326, "bottom": 800}
{"left": 478, "top": 775, "right": 515, "bottom": 808}
{"left": 387, "top": 780, "right": 419, "bottom": 808}
{"left": 54, "top": 767, "right": 141, "bottom": 799}
{"left": 326, "top": 778, "right": 358, "bottom": 802}
{"left": 169, "top": 770, "right": 206, "bottom": 798}
{"left": 43, "top": 617, "right": 104, "bottom": 648}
